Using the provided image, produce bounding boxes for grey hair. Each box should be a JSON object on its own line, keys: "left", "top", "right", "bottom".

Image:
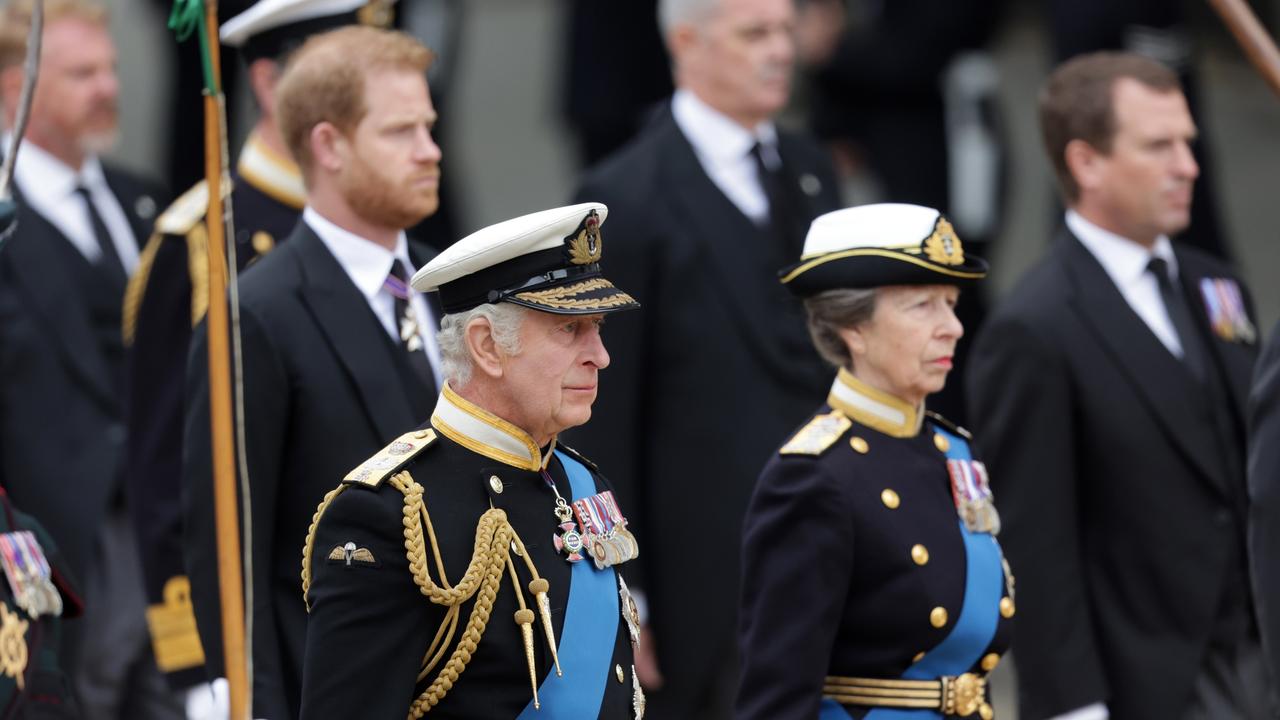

{"left": 803, "top": 288, "right": 879, "bottom": 370}
{"left": 436, "top": 303, "right": 528, "bottom": 387}
{"left": 657, "top": 0, "right": 720, "bottom": 38}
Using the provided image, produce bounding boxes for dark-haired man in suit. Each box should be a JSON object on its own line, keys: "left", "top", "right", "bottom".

{"left": 570, "top": 0, "right": 839, "bottom": 716}
{"left": 968, "top": 52, "right": 1271, "bottom": 720}
{"left": 182, "top": 24, "right": 444, "bottom": 720}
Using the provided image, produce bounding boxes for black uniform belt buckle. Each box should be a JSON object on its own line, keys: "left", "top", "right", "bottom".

{"left": 822, "top": 673, "right": 991, "bottom": 718}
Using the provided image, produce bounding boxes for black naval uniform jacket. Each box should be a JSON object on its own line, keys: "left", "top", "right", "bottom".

{"left": 0, "top": 488, "right": 84, "bottom": 719}
{"left": 737, "top": 369, "right": 1012, "bottom": 720}
{"left": 123, "top": 131, "right": 303, "bottom": 688}
{"left": 300, "top": 385, "right": 639, "bottom": 720}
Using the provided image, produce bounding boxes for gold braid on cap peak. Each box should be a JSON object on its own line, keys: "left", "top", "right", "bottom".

{"left": 301, "top": 472, "right": 559, "bottom": 717}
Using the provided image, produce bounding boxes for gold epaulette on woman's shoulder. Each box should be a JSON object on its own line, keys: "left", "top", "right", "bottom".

{"left": 779, "top": 410, "right": 852, "bottom": 456}
{"left": 924, "top": 410, "right": 972, "bottom": 440}
{"left": 343, "top": 429, "right": 437, "bottom": 488}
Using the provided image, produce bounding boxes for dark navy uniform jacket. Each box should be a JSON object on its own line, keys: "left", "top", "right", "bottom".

{"left": 0, "top": 489, "right": 83, "bottom": 719}
{"left": 737, "top": 369, "right": 1013, "bottom": 719}
{"left": 122, "top": 130, "right": 303, "bottom": 688}
{"left": 300, "top": 384, "right": 641, "bottom": 720}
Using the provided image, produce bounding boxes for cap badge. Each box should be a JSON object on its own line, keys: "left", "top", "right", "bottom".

{"left": 923, "top": 217, "right": 965, "bottom": 266}
{"left": 357, "top": 0, "right": 395, "bottom": 28}
{"left": 565, "top": 209, "right": 603, "bottom": 265}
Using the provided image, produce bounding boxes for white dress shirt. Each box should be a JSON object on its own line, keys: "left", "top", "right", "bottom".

{"left": 670, "top": 88, "right": 781, "bottom": 225}
{"left": 304, "top": 207, "right": 444, "bottom": 388}
{"left": 1068, "top": 210, "right": 1186, "bottom": 359}
{"left": 11, "top": 138, "right": 140, "bottom": 273}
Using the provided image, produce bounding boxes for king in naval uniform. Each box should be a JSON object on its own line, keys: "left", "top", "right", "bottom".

{"left": 299, "top": 203, "right": 646, "bottom": 719}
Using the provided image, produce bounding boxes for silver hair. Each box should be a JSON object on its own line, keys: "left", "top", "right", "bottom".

{"left": 657, "top": 0, "right": 720, "bottom": 38}
{"left": 436, "top": 303, "right": 528, "bottom": 387}
{"left": 803, "top": 288, "right": 879, "bottom": 370}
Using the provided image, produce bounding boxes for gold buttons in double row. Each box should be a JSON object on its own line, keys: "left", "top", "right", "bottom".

{"left": 911, "top": 544, "right": 929, "bottom": 566}
{"left": 880, "top": 489, "right": 900, "bottom": 509}
{"left": 615, "top": 664, "right": 625, "bottom": 683}
{"left": 1000, "top": 597, "right": 1016, "bottom": 618}
{"left": 489, "top": 475, "right": 504, "bottom": 494}
{"left": 981, "top": 653, "right": 1001, "bottom": 672}
{"left": 930, "top": 606, "right": 948, "bottom": 628}
{"left": 849, "top": 436, "right": 869, "bottom": 454}
{"left": 933, "top": 433, "right": 950, "bottom": 452}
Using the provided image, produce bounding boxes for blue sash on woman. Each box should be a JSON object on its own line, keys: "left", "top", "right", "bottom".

{"left": 821, "top": 425, "right": 1004, "bottom": 719}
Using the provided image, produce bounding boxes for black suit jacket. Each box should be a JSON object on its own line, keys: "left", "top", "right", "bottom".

{"left": 0, "top": 167, "right": 161, "bottom": 586}
{"left": 1247, "top": 319, "right": 1280, "bottom": 693}
{"left": 568, "top": 104, "right": 840, "bottom": 713}
{"left": 966, "top": 228, "right": 1259, "bottom": 720}
{"left": 183, "top": 222, "right": 437, "bottom": 720}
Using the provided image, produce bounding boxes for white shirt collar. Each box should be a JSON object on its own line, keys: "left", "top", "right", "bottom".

{"left": 303, "top": 206, "right": 411, "bottom": 301}
{"left": 671, "top": 88, "right": 779, "bottom": 165}
{"left": 1067, "top": 209, "right": 1178, "bottom": 286}
{"left": 12, "top": 137, "right": 109, "bottom": 202}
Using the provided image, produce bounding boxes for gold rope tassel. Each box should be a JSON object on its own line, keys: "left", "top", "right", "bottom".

{"left": 528, "top": 578, "right": 561, "bottom": 676}
{"left": 505, "top": 552, "right": 540, "bottom": 708}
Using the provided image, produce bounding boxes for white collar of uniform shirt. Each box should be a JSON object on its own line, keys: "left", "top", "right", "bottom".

{"left": 304, "top": 206, "right": 444, "bottom": 387}
{"left": 1067, "top": 208, "right": 1186, "bottom": 358}
{"left": 8, "top": 134, "right": 140, "bottom": 273}
{"left": 671, "top": 87, "right": 780, "bottom": 225}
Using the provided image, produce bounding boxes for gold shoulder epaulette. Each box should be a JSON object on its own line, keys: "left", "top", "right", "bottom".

{"left": 780, "top": 410, "right": 852, "bottom": 456}
{"left": 925, "top": 410, "right": 972, "bottom": 440}
{"left": 555, "top": 442, "right": 598, "bottom": 471}
{"left": 154, "top": 180, "right": 211, "bottom": 236}
{"left": 343, "top": 429, "right": 437, "bottom": 487}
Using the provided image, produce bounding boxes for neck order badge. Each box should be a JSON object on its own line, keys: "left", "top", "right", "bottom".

{"left": 517, "top": 451, "right": 621, "bottom": 719}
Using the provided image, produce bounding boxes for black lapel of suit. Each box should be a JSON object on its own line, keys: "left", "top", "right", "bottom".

{"left": 102, "top": 168, "right": 157, "bottom": 252}
{"left": 291, "top": 226, "right": 420, "bottom": 441}
{"left": 1175, "top": 251, "right": 1258, "bottom": 422}
{"left": 3, "top": 201, "right": 118, "bottom": 412}
{"left": 1061, "top": 229, "right": 1230, "bottom": 496}
{"left": 657, "top": 111, "right": 821, "bottom": 384}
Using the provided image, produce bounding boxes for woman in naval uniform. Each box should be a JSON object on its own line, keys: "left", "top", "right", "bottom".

{"left": 735, "top": 204, "right": 1013, "bottom": 720}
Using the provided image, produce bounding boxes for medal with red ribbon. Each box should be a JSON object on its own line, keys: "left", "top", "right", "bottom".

{"left": 572, "top": 490, "right": 639, "bottom": 570}
{"left": 947, "top": 459, "right": 1001, "bottom": 535}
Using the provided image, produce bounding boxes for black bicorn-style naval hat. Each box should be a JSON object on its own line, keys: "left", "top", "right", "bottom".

{"left": 411, "top": 202, "right": 640, "bottom": 316}
{"left": 779, "top": 203, "right": 989, "bottom": 296}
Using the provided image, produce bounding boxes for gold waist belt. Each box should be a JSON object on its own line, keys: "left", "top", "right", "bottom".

{"left": 822, "top": 673, "right": 992, "bottom": 719}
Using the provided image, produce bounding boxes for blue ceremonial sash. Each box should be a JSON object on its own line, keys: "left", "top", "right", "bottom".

{"left": 865, "top": 427, "right": 1004, "bottom": 720}
{"left": 516, "top": 450, "right": 620, "bottom": 719}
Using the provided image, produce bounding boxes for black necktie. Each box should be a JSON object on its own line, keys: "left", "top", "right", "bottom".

{"left": 386, "top": 260, "right": 437, "bottom": 390}
{"left": 1148, "top": 256, "right": 1206, "bottom": 381}
{"left": 750, "top": 141, "right": 802, "bottom": 257}
{"left": 74, "top": 185, "right": 126, "bottom": 289}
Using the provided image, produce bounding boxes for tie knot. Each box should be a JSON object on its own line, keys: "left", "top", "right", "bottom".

{"left": 1147, "top": 256, "right": 1172, "bottom": 285}
{"left": 385, "top": 259, "right": 411, "bottom": 300}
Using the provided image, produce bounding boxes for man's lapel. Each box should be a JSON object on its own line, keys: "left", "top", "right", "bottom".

{"left": 4, "top": 200, "right": 118, "bottom": 412}
{"left": 657, "top": 110, "right": 824, "bottom": 385}
{"left": 1061, "top": 228, "right": 1231, "bottom": 496}
{"left": 291, "top": 224, "right": 421, "bottom": 441}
